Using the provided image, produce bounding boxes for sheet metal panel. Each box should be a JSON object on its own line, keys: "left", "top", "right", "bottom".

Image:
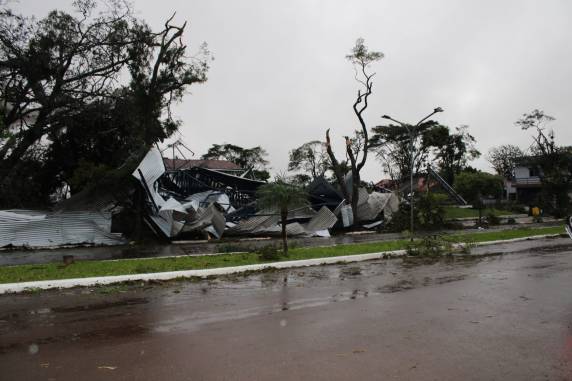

{"left": 0, "top": 210, "right": 125, "bottom": 248}
{"left": 305, "top": 206, "right": 338, "bottom": 231}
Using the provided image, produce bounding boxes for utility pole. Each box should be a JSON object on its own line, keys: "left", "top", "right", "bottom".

{"left": 381, "top": 107, "right": 444, "bottom": 241}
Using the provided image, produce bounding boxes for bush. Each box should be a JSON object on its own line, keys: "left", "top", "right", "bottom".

{"left": 257, "top": 245, "right": 282, "bottom": 261}
{"left": 388, "top": 194, "right": 447, "bottom": 232}
{"left": 417, "top": 193, "right": 447, "bottom": 229}
{"left": 386, "top": 202, "right": 418, "bottom": 232}
{"left": 406, "top": 234, "right": 453, "bottom": 257}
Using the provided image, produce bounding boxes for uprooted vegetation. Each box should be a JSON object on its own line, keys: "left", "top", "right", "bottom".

{"left": 406, "top": 234, "right": 455, "bottom": 257}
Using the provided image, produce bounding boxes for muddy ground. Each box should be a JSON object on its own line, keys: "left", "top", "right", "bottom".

{"left": 1, "top": 238, "right": 572, "bottom": 380}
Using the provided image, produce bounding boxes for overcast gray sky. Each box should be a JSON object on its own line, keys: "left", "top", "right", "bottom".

{"left": 15, "top": 0, "right": 572, "bottom": 181}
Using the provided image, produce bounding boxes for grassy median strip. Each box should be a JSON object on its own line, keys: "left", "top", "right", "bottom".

{"left": 0, "top": 226, "right": 565, "bottom": 284}
{"left": 444, "top": 207, "right": 516, "bottom": 219}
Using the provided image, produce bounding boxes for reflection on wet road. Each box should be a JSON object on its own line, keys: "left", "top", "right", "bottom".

{"left": 1, "top": 238, "right": 572, "bottom": 380}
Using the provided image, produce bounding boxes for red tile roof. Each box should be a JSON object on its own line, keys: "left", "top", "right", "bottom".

{"left": 163, "top": 158, "right": 242, "bottom": 171}
{"left": 375, "top": 179, "right": 399, "bottom": 189}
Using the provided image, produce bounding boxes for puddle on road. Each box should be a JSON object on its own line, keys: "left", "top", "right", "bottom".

{"left": 0, "top": 323, "right": 150, "bottom": 355}
{"left": 4, "top": 250, "right": 547, "bottom": 353}
{"left": 50, "top": 297, "right": 149, "bottom": 314}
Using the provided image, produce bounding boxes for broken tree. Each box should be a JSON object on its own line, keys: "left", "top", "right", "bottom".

{"left": 326, "top": 38, "right": 383, "bottom": 223}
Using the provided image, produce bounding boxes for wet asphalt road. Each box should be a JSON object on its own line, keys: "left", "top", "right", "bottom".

{"left": 2, "top": 238, "right": 572, "bottom": 380}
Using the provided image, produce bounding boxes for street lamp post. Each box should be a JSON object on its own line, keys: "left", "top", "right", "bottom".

{"left": 381, "top": 107, "right": 444, "bottom": 241}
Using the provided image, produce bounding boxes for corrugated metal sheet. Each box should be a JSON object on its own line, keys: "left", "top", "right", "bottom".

{"left": 287, "top": 206, "right": 317, "bottom": 220}
{"left": 133, "top": 148, "right": 168, "bottom": 209}
{"left": 182, "top": 204, "right": 226, "bottom": 239}
{"left": 228, "top": 205, "right": 339, "bottom": 237}
{"left": 356, "top": 191, "right": 400, "bottom": 222}
{"left": 357, "top": 192, "right": 384, "bottom": 221}
{"left": 263, "top": 222, "right": 309, "bottom": 236}
{"left": 357, "top": 187, "right": 370, "bottom": 206}
{"left": 229, "top": 213, "right": 280, "bottom": 234}
{"left": 0, "top": 210, "right": 125, "bottom": 248}
{"left": 305, "top": 206, "right": 338, "bottom": 231}
{"left": 133, "top": 148, "right": 187, "bottom": 238}
{"left": 186, "top": 191, "right": 235, "bottom": 213}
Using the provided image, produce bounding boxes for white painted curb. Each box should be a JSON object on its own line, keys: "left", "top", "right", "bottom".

{"left": 466, "top": 233, "right": 561, "bottom": 247}
{"left": 0, "top": 233, "right": 564, "bottom": 294}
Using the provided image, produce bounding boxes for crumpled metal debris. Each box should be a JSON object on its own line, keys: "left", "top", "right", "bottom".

{"left": 0, "top": 149, "right": 400, "bottom": 248}
{"left": 132, "top": 149, "right": 349, "bottom": 240}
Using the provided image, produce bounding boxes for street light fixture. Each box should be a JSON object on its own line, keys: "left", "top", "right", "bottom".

{"left": 381, "top": 107, "right": 444, "bottom": 241}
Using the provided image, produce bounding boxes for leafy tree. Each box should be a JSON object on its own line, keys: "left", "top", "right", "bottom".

{"left": 516, "top": 109, "right": 572, "bottom": 215}
{"left": 326, "top": 38, "right": 383, "bottom": 222}
{"left": 371, "top": 123, "right": 478, "bottom": 187}
{"left": 486, "top": 144, "right": 524, "bottom": 179}
{"left": 288, "top": 140, "right": 330, "bottom": 181}
{"left": 370, "top": 121, "right": 446, "bottom": 183}
{"left": 455, "top": 171, "right": 504, "bottom": 223}
{"left": 256, "top": 179, "right": 308, "bottom": 255}
{"left": 455, "top": 171, "right": 503, "bottom": 221}
{"left": 202, "top": 143, "right": 270, "bottom": 181}
{"left": 287, "top": 173, "right": 312, "bottom": 187}
{"left": 432, "top": 125, "right": 480, "bottom": 185}
{"left": 0, "top": 1, "right": 211, "bottom": 206}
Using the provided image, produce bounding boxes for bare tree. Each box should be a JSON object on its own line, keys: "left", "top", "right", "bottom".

{"left": 325, "top": 38, "right": 383, "bottom": 222}
{"left": 487, "top": 144, "right": 524, "bottom": 179}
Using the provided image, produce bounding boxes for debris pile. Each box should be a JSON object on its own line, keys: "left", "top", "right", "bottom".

{"left": 133, "top": 149, "right": 356, "bottom": 238}
{"left": 0, "top": 148, "right": 400, "bottom": 248}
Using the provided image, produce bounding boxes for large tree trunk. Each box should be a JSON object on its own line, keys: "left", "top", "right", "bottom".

{"left": 325, "top": 129, "right": 351, "bottom": 204}
{"left": 345, "top": 136, "right": 363, "bottom": 223}
{"left": 351, "top": 170, "right": 361, "bottom": 223}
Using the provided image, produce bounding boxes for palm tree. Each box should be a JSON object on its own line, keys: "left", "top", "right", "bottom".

{"left": 256, "top": 179, "right": 308, "bottom": 256}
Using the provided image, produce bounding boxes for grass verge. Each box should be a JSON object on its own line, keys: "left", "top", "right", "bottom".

{"left": 0, "top": 226, "right": 565, "bottom": 284}
{"left": 444, "top": 207, "right": 517, "bottom": 219}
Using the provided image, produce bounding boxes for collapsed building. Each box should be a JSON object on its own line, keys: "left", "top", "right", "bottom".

{"left": 0, "top": 148, "right": 399, "bottom": 248}
{"left": 134, "top": 148, "right": 399, "bottom": 240}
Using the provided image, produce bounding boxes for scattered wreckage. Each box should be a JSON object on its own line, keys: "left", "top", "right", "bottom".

{"left": 0, "top": 148, "right": 399, "bottom": 248}
{"left": 133, "top": 148, "right": 399, "bottom": 241}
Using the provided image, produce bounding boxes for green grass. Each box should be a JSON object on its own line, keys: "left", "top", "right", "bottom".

{"left": 444, "top": 206, "right": 518, "bottom": 219}
{"left": 0, "top": 226, "right": 564, "bottom": 284}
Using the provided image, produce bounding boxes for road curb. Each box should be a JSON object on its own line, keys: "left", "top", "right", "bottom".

{"left": 0, "top": 233, "right": 564, "bottom": 294}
